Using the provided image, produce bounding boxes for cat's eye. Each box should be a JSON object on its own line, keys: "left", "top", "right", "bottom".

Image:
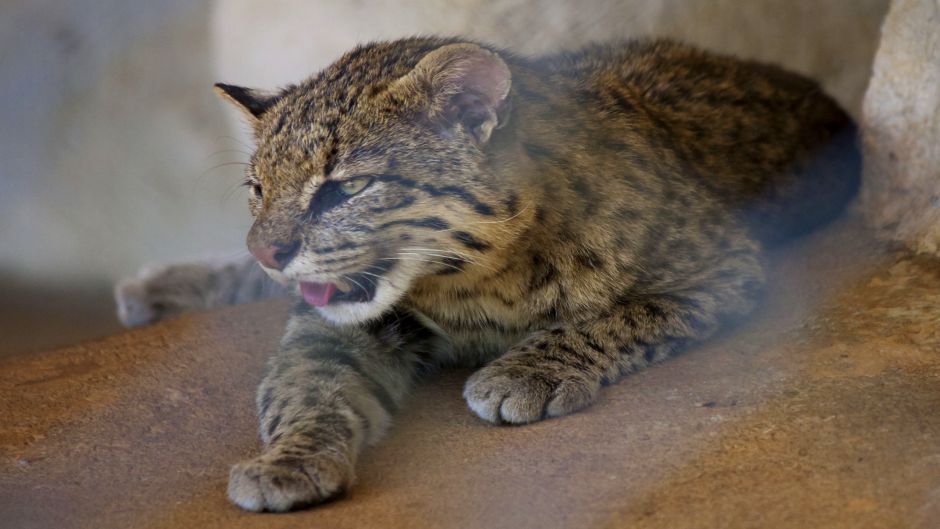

{"left": 338, "top": 176, "right": 373, "bottom": 196}
{"left": 308, "top": 176, "right": 375, "bottom": 218}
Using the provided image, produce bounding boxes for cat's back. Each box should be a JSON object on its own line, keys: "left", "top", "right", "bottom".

{"left": 533, "top": 39, "right": 860, "bottom": 244}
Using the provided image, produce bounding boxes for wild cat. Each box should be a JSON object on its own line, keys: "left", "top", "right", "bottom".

{"left": 115, "top": 37, "right": 859, "bottom": 511}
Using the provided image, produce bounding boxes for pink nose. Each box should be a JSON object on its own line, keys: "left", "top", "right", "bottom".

{"left": 250, "top": 241, "right": 300, "bottom": 270}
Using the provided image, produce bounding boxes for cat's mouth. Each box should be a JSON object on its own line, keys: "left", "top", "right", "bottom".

{"left": 300, "top": 277, "right": 375, "bottom": 306}
{"left": 298, "top": 265, "right": 388, "bottom": 306}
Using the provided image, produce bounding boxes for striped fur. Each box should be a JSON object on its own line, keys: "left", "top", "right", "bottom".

{"left": 118, "top": 37, "right": 859, "bottom": 511}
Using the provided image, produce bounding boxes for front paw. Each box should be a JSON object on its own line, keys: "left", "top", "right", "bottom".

{"left": 463, "top": 359, "right": 600, "bottom": 425}
{"left": 227, "top": 450, "right": 353, "bottom": 512}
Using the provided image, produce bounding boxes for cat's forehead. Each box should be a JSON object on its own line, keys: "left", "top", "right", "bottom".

{"left": 250, "top": 38, "right": 456, "bottom": 185}
{"left": 262, "top": 37, "right": 442, "bottom": 136}
{"left": 251, "top": 96, "right": 393, "bottom": 188}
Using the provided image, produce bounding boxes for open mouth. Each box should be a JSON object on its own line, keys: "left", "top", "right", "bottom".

{"left": 298, "top": 264, "right": 390, "bottom": 307}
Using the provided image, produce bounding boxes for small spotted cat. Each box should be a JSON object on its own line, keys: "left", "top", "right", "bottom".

{"left": 116, "top": 37, "right": 859, "bottom": 511}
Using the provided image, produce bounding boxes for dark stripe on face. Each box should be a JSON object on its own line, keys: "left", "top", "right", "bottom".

{"left": 318, "top": 252, "right": 363, "bottom": 265}
{"left": 308, "top": 178, "right": 354, "bottom": 218}
{"left": 368, "top": 195, "right": 416, "bottom": 214}
{"left": 451, "top": 231, "right": 490, "bottom": 252}
{"left": 375, "top": 174, "right": 495, "bottom": 216}
{"left": 313, "top": 241, "right": 363, "bottom": 255}
{"left": 377, "top": 216, "right": 450, "bottom": 232}
{"left": 433, "top": 257, "right": 466, "bottom": 275}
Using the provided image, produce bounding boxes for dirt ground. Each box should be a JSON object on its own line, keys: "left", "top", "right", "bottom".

{"left": 3, "top": 214, "right": 940, "bottom": 529}
{"left": 0, "top": 279, "right": 122, "bottom": 359}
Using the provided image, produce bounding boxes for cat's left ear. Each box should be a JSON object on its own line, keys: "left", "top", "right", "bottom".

{"left": 213, "top": 83, "right": 280, "bottom": 125}
{"left": 394, "top": 43, "right": 512, "bottom": 144}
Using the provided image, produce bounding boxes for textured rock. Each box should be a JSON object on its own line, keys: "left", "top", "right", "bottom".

{"left": 7, "top": 218, "right": 940, "bottom": 528}
{"left": 212, "top": 0, "right": 888, "bottom": 120}
{"left": 860, "top": 0, "right": 940, "bottom": 255}
{"left": 0, "top": 0, "right": 247, "bottom": 286}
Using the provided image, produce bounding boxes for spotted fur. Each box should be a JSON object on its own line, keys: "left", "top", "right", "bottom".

{"left": 118, "top": 37, "right": 859, "bottom": 511}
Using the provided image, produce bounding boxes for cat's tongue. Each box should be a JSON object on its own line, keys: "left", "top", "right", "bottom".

{"left": 300, "top": 282, "right": 337, "bottom": 307}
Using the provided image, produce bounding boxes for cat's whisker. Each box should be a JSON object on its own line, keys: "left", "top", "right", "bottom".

{"left": 400, "top": 247, "right": 478, "bottom": 259}
{"left": 378, "top": 256, "right": 465, "bottom": 273}
{"left": 358, "top": 270, "right": 405, "bottom": 291}
{"left": 220, "top": 184, "right": 241, "bottom": 204}
{"left": 200, "top": 161, "right": 252, "bottom": 179}
{"left": 464, "top": 203, "right": 532, "bottom": 226}
{"left": 355, "top": 272, "right": 379, "bottom": 288}
{"left": 216, "top": 135, "right": 254, "bottom": 151}
{"left": 400, "top": 246, "right": 497, "bottom": 268}
{"left": 339, "top": 273, "right": 370, "bottom": 299}
{"left": 397, "top": 250, "right": 473, "bottom": 261}
{"left": 399, "top": 246, "right": 487, "bottom": 263}
{"left": 396, "top": 250, "right": 495, "bottom": 272}
{"left": 208, "top": 148, "right": 252, "bottom": 159}
{"left": 437, "top": 203, "right": 533, "bottom": 234}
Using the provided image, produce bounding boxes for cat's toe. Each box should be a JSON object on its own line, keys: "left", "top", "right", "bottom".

{"left": 227, "top": 452, "right": 352, "bottom": 512}
{"left": 113, "top": 279, "right": 160, "bottom": 327}
{"left": 463, "top": 363, "right": 599, "bottom": 425}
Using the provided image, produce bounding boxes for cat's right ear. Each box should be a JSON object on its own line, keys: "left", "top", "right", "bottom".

{"left": 390, "top": 43, "right": 512, "bottom": 144}
{"left": 213, "top": 83, "right": 280, "bottom": 124}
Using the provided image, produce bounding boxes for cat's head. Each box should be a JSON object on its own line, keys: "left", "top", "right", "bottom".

{"left": 216, "top": 39, "right": 525, "bottom": 324}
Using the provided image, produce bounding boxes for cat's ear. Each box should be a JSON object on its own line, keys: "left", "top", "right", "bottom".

{"left": 213, "top": 83, "right": 280, "bottom": 124}
{"left": 394, "top": 43, "right": 512, "bottom": 144}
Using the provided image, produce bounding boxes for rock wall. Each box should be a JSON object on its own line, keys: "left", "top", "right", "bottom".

{"left": 860, "top": 0, "right": 940, "bottom": 255}
{"left": 211, "top": 0, "right": 889, "bottom": 120}
{"left": 0, "top": 0, "right": 246, "bottom": 288}
{"left": 1, "top": 0, "right": 891, "bottom": 289}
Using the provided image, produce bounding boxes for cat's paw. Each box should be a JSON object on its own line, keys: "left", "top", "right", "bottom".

{"left": 227, "top": 450, "right": 353, "bottom": 512}
{"left": 113, "top": 264, "right": 216, "bottom": 327}
{"left": 463, "top": 358, "right": 600, "bottom": 425}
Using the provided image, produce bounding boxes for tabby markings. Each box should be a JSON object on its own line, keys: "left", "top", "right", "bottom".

{"left": 375, "top": 174, "right": 495, "bottom": 216}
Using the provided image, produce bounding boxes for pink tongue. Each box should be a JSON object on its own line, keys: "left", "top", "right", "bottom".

{"left": 300, "top": 282, "right": 337, "bottom": 307}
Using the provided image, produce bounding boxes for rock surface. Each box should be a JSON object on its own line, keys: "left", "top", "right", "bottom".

{"left": 5, "top": 216, "right": 940, "bottom": 528}
{"left": 861, "top": 0, "right": 940, "bottom": 256}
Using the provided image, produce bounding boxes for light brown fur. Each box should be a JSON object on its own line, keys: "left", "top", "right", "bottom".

{"left": 117, "top": 37, "right": 858, "bottom": 511}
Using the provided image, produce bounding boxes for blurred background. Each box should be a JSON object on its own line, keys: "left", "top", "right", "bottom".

{"left": 0, "top": 0, "right": 891, "bottom": 356}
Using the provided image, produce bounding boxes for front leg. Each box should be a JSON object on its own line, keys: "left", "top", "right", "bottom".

{"left": 114, "top": 254, "right": 286, "bottom": 327}
{"left": 228, "top": 306, "right": 436, "bottom": 512}
{"left": 464, "top": 250, "right": 764, "bottom": 424}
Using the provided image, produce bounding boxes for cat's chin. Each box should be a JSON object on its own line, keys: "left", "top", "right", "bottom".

{"left": 315, "top": 297, "right": 393, "bottom": 325}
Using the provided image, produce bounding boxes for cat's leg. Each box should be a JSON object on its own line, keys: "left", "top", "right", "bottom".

{"left": 228, "top": 306, "right": 437, "bottom": 512}
{"left": 463, "top": 248, "right": 764, "bottom": 425}
{"left": 114, "top": 254, "right": 286, "bottom": 327}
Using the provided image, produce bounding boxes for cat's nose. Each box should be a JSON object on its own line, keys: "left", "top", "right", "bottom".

{"left": 250, "top": 240, "right": 300, "bottom": 271}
